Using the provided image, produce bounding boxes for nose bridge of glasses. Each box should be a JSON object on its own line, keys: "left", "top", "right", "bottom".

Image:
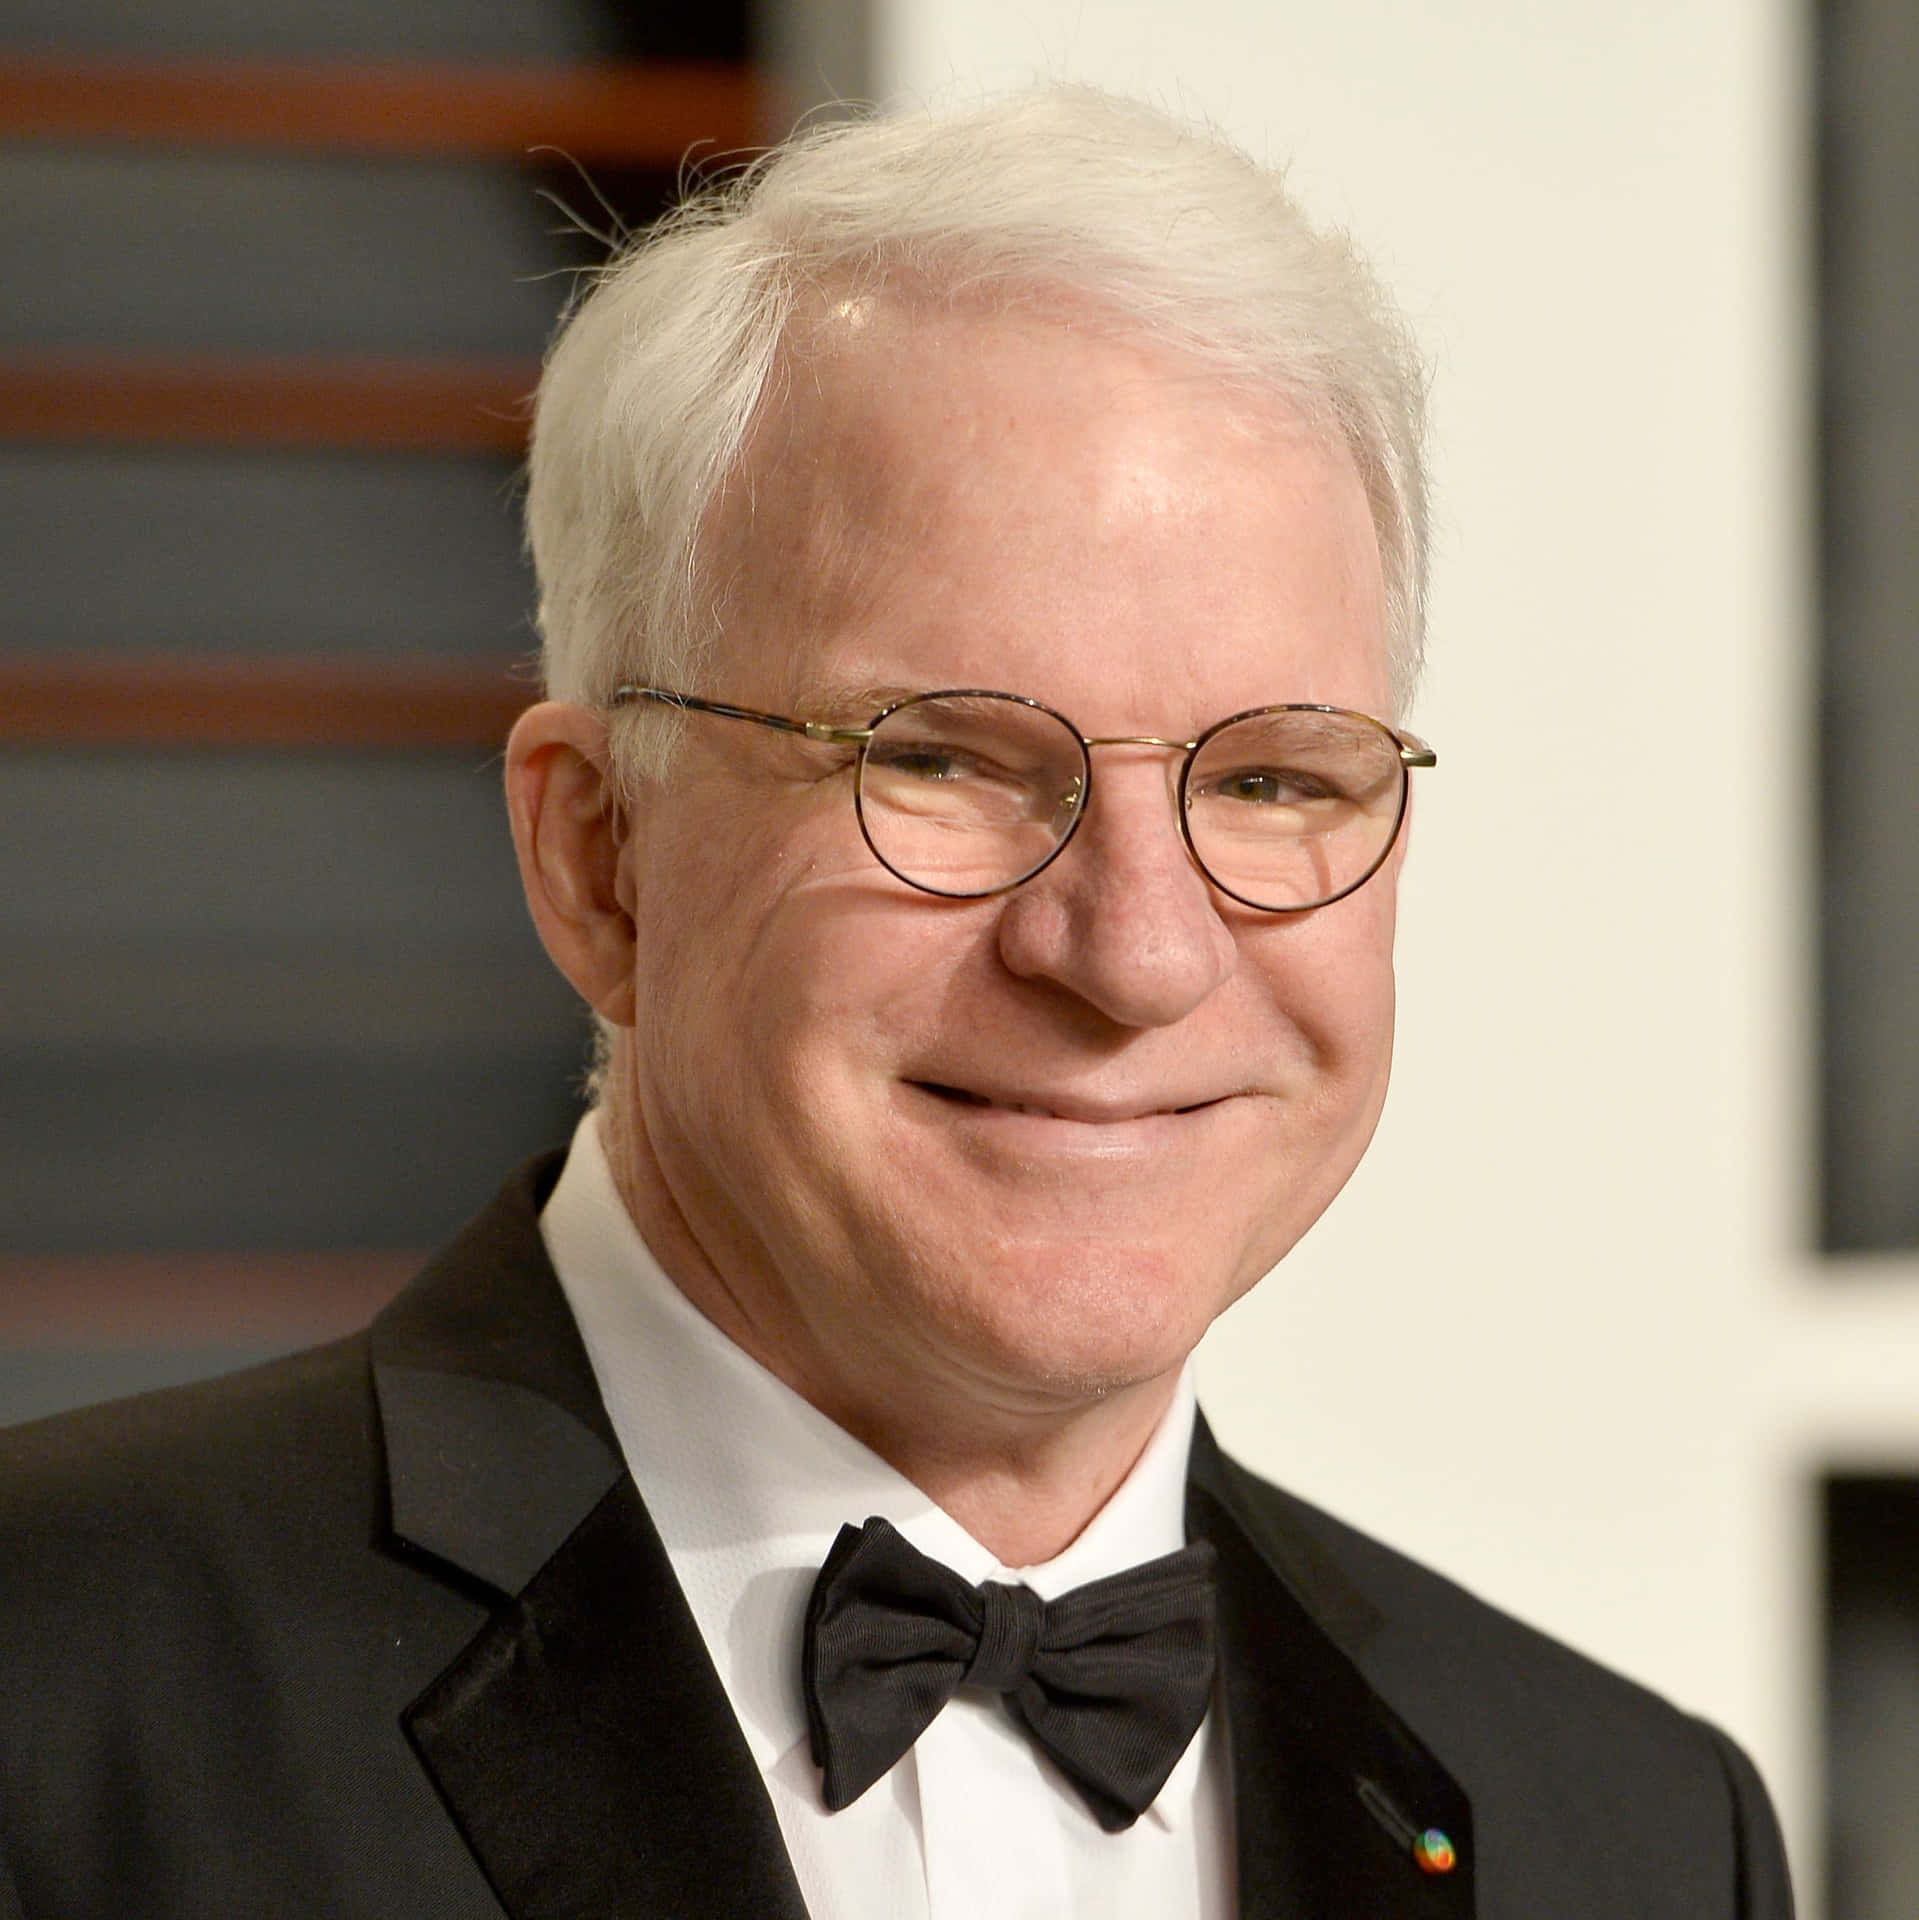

{"left": 1079, "top": 733, "right": 1201, "bottom": 753}
{"left": 1068, "top": 736, "right": 1197, "bottom": 828}
{"left": 1071, "top": 737, "right": 1199, "bottom": 816}
{"left": 1058, "top": 736, "right": 1203, "bottom": 885}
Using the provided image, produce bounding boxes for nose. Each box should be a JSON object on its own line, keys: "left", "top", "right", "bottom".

{"left": 994, "top": 753, "right": 1237, "bottom": 1028}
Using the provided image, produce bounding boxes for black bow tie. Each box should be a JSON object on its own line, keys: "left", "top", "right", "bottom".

{"left": 801, "top": 1515, "right": 1219, "bottom": 1833}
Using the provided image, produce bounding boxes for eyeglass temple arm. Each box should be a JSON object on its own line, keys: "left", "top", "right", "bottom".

{"left": 607, "top": 685, "right": 873, "bottom": 746}
{"left": 1396, "top": 730, "right": 1437, "bottom": 768}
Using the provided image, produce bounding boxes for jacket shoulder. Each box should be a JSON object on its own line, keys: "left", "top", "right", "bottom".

{"left": 0, "top": 1334, "right": 482, "bottom": 1750}
{"left": 0, "top": 1336, "right": 383, "bottom": 1602}
{"left": 0, "top": 1342, "right": 501, "bottom": 1919}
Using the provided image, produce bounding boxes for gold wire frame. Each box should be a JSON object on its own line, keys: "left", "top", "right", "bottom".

{"left": 607, "top": 684, "right": 1436, "bottom": 911}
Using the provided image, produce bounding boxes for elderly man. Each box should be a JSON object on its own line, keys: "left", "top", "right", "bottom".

{"left": 0, "top": 89, "right": 1789, "bottom": 1920}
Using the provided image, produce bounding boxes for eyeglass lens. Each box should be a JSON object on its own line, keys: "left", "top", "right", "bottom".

{"left": 853, "top": 693, "right": 1407, "bottom": 911}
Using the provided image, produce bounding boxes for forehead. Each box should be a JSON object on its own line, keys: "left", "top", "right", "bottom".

{"left": 710, "top": 297, "right": 1389, "bottom": 719}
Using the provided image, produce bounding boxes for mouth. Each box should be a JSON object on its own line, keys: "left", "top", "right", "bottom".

{"left": 910, "top": 1081, "right": 1228, "bottom": 1123}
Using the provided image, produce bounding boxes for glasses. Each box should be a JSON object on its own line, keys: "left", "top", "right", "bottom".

{"left": 608, "top": 685, "right": 1436, "bottom": 913}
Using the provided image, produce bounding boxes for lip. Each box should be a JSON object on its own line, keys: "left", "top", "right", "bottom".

{"left": 905, "top": 1080, "right": 1232, "bottom": 1124}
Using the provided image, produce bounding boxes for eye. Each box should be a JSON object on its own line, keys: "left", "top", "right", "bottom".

{"left": 869, "top": 743, "right": 993, "bottom": 783}
{"left": 1200, "top": 766, "right": 1338, "bottom": 806}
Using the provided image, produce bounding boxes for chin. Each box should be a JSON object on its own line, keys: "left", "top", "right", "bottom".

{"left": 919, "top": 1238, "right": 1229, "bottom": 1407}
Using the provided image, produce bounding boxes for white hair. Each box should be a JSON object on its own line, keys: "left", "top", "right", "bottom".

{"left": 527, "top": 85, "right": 1431, "bottom": 762}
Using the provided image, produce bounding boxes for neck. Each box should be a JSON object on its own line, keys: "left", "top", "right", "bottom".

{"left": 831, "top": 1376, "right": 1184, "bottom": 1566}
{"left": 596, "top": 1085, "right": 1187, "bottom": 1568}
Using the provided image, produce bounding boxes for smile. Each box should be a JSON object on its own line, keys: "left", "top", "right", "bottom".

{"left": 911, "top": 1082, "right": 1227, "bottom": 1122}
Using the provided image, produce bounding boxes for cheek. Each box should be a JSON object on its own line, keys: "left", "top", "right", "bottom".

{"left": 633, "top": 832, "right": 961, "bottom": 1136}
{"left": 1239, "top": 897, "right": 1399, "bottom": 1108}
{"left": 746, "top": 899, "right": 970, "bottom": 1099}
{"left": 625, "top": 823, "right": 786, "bottom": 1130}
{"left": 1221, "top": 911, "right": 1398, "bottom": 1276}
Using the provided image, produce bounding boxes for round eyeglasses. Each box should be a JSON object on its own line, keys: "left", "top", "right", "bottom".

{"left": 608, "top": 686, "right": 1436, "bottom": 913}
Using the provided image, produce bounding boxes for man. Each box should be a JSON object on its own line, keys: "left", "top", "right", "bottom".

{"left": 0, "top": 89, "right": 1790, "bottom": 1918}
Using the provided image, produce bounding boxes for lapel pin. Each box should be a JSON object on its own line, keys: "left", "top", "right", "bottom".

{"left": 1358, "top": 1777, "right": 1461, "bottom": 1877}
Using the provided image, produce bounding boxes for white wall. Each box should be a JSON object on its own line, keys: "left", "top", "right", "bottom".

{"left": 859, "top": 1, "right": 1877, "bottom": 1902}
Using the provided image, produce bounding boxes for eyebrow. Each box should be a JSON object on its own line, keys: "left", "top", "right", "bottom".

{"left": 781, "top": 674, "right": 938, "bottom": 723}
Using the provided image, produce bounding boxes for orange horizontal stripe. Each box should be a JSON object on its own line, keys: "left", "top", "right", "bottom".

{"left": 0, "top": 52, "right": 763, "bottom": 163}
{"left": 0, "top": 1250, "right": 418, "bottom": 1344}
{"left": 0, "top": 353, "right": 539, "bottom": 452}
{"left": 0, "top": 655, "right": 537, "bottom": 749}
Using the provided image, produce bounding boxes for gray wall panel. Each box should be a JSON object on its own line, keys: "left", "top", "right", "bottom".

{"left": 0, "top": 149, "right": 580, "bottom": 358}
{"left": 0, "top": 1346, "right": 303, "bottom": 1430}
{"left": 1, "top": 1052, "right": 581, "bottom": 1251}
{"left": 0, "top": 750, "right": 543, "bottom": 939}
{"left": 7, "top": 936, "right": 581, "bottom": 1054}
{"left": 1820, "top": 0, "right": 1919, "bottom": 1251}
{"left": 0, "top": 448, "right": 532, "bottom": 658}
{"left": 0, "top": 750, "right": 587, "bottom": 1251}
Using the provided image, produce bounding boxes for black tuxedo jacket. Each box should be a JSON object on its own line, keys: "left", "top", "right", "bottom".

{"left": 0, "top": 1156, "right": 1792, "bottom": 1919}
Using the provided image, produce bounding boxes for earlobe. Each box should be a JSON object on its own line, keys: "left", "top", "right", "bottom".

{"left": 504, "top": 701, "right": 638, "bottom": 1024}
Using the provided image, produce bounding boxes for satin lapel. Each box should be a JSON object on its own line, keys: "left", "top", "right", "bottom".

{"left": 1187, "top": 1427, "right": 1475, "bottom": 1920}
{"left": 370, "top": 1152, "right": 628, "bottom": 1603}
{"left": 404, "top": 1475, "right": 810, "bottom": 1920}
{"left": 367, "top": 1156, "right": 809, "bottom": 1920}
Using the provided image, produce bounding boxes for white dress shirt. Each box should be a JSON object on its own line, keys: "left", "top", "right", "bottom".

{"left": 540, "top": 1112, "right": 1233, "bottom": 1920}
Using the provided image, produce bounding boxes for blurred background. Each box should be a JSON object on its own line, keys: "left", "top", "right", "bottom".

{"left": 0, "top": 1, "right": 1912, "bottom": 1914}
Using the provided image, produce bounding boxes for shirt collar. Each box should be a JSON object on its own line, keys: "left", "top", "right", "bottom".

{"left": 540, "top": 1112, "right": 1207, "bottom": 1825}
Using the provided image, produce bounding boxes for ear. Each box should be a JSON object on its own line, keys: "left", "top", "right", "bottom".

{"left": 504, "top": 701, "right": 637, "bottom": 1025}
